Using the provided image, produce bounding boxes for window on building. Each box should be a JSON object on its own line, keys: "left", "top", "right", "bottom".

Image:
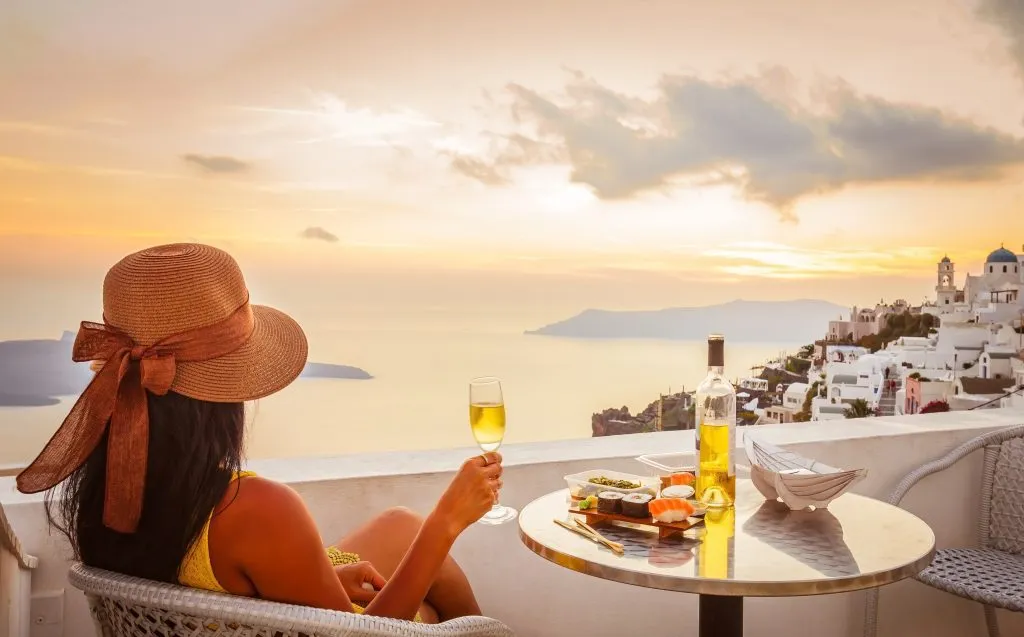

{"left": 944, "top": 299, "right": 949, "bottom": 304}
{"left": 1004, "top": 265, "right": 1008, "bottom": 273}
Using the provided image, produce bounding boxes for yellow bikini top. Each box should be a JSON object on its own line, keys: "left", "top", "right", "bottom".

{"left": 176, "top": 471, "right": 396, "bottom": 619}
{"left": 178, "top": 470, "right": 256, "bottom": 593}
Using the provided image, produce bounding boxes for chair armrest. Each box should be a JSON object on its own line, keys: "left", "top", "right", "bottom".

{"left": 886, "top": 425, "right": 1024, "bottom": 507}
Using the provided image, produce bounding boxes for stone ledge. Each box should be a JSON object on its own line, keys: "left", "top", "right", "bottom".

{"left": 2, "top": 408, "right": 1021, "bottom": 505}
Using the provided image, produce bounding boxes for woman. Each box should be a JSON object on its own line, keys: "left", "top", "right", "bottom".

{"left": 17, "top": 243, "right": 503, "bottom": 623}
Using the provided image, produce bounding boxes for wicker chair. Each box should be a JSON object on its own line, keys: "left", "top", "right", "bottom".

{"left": 69, "top": 563, "right": 515, "bottom": 637}
{"left": 863, "top": 425, "right": 1024, "bottom": 637}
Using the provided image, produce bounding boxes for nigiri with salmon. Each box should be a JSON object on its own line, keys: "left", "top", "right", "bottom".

{"left": 670, "top": 472, "right": 696, "bottom": 486}
{"left": 648, "top": 497, "right": 696, "bottom": 523}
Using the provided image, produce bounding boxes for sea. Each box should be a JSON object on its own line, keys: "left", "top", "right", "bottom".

{"left": 0, "top": 315, "right": 800, "bottom": 466}
{"left": 0, "top": 261, "right": 809, "bottom": 467}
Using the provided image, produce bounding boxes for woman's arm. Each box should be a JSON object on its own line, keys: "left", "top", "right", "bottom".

{"left": 361, "top": 454, "right": 503, "bottom": 620}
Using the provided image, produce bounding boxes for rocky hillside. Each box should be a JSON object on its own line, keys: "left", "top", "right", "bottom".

{"left": 591, "top": 365, "right": 810, "bottom": 436}
{"left": 591, "top": 391, "right": 695, "bottom": 436}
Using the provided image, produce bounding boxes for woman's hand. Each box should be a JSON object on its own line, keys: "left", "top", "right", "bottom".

{"left": 431, "top": 452, "right": 504, "bottom": 537}
{"left": 335, "top": 561, "right": 387, "bottom": 604}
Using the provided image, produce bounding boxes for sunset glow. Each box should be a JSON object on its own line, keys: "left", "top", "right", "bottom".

{"left": 1, "top": 0, "right": 1023, "bottom": 307}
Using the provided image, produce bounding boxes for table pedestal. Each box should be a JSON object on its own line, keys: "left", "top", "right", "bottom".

{"left": 699, "top": 595, "right": 743, "bottom": 637}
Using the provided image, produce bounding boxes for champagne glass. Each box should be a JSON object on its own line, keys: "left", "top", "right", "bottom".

{"left": 469, "top": 377, "right": 517, "bottom": 525}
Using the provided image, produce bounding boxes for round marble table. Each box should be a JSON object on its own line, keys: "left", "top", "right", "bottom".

{"left": 518, "top": 480, "right": 935, "bottom": 637}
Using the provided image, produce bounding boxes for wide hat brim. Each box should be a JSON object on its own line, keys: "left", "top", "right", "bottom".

{"left": 170, "top": 304, "right": 308, "bottom": 402}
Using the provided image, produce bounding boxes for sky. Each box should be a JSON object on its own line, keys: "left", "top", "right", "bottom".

{"left": 2, "top": 0, "right": 1024, "bottom": 312}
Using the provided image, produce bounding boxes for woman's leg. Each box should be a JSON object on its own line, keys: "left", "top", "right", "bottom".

{"left": 331, "top": 506, "right": 482, "bottom": 621}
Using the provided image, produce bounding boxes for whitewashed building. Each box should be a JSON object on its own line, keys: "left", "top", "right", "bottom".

{"left": 783, "top": 382, "right": 808, "bottom": 411}
{"left": 949, "top": 376, "right": 1015, "bottom": 410}
{"left": 933, "top": 246, "right": 1024, "bottom": 321}
{"left": 738, "top": 378, "right": 769, "bottom": 392}
{"left": 826, "top": 302, "right": 912, "bottom": 342}
{"left": 1002, "top": 356, "right": 1024, "bottom": 409}
{"left": 812, "top": 355, "right": 890, "bottom": 420}
{"left": 979, "top": 348, "right": 1016, "bottom": 380}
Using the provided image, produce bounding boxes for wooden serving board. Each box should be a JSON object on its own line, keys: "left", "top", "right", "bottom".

{"left": 568, "top": 504, "right": 703, "bottom": 539}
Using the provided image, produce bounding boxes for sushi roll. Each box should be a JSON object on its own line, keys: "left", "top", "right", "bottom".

{"left": 620, "top": 493, "right": 653, "bottom": 518}
{"left": 597, "top": 491, "right": 624, "bottom": 514}
{"left": 648, "top": 498, "right": 696, "bottom": 523}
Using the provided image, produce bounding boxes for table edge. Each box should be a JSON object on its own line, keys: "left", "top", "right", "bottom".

{"left": 518, "top": 489, "right": 937, "bottom": 598}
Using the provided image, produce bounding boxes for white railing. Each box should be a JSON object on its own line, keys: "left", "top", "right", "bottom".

{"left": 1, "top": 502, "right": 37, "bottom": 637}
{"left": 2, "top": 408, "right": 1024, "bottom": 637}
{"left": 0, "top": 466, "right": 24, "bottom": 479}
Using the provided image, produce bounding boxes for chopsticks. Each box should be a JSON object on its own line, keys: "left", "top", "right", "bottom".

{"left": 553, "top": 518, "right": 625, "bottom": 554}
{"left": 576, "top": 519, "right": 626, "bottom": 554}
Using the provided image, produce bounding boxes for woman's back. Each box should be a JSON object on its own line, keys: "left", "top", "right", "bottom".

{"left": 178, "top": 469, "right": 255, "bottom": 592}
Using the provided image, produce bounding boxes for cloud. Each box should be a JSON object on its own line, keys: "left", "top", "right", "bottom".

{"left": 450, "top": 156, "right": 510, "bottom": 186}
{"left": 703, "top": 241, "right": 941, "bottom": 279}
{"left": 240, "top": 94, "right": 442, "bottom": 146}
{"left": 182, "top": 154, "right": 251, "bottom": 174}
{"left": 0, "top": 121, "right": 89, "bottom": 137}
{"left": 458, "top": 71, "right": 1024, "bottom": 220}
{"left": 0, "top": 155, "right": 181, "bottom": 180}
{"left": 977, "top": 0, "right": 1024, "bottom": 83}
{"left": 447, "top": 133, "right": 564, "bottom": 186}
{"left": 300, "top": 226, "right": 339, "bottom": 242}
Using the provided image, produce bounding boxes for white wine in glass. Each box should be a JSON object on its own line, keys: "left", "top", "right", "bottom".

{"left": 469, "top": 377, "right": 517, "bottom": 525}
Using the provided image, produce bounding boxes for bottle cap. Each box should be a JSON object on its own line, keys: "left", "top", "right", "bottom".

{"left": 708, "top": 334, "right": 725, "bottom": 367}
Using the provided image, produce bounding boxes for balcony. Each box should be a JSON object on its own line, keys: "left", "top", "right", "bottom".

{"left": 3, "top": 408, "right": 1024, "bottom": 637}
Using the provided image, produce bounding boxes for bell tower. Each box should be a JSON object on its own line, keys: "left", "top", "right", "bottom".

{"left": 936, "top": 256, "right": 955, "bottom": 307}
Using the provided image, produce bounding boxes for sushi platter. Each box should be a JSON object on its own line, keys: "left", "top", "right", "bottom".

{"left": 564, "top": 469, "right": 706, "bottom": 540}
{"left": 568, "top": 500, "right": 704, "bottom": 539}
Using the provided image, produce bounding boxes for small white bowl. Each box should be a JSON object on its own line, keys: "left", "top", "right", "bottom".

{"left": 661, "top": 485, "right": 695, "bottom": 499}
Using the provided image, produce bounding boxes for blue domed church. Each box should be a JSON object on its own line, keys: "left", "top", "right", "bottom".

{"left": 943, "top": 245, "right": 1024, "bottom": 311}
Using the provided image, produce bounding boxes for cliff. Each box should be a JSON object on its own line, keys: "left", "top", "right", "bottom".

{"left": 299, "top": 362, "right": 374, "bottom": 380}
{"left": 591, "top": 392, "right": 695, "bottom": 437}
{"left": 591, "top": 366, "right": 809, "bottom": 436}
{"left": 528, "top": 299, "right": 847, "bottom": 342}
{"left": 0, "top": 333, "right": 373, "bottom": 407}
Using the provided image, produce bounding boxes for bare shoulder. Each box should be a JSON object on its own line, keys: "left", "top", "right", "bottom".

{"left": 229, "top": 475, "right": 303, "bottom": 508}
{"left": 208, "top": 474, "right": 333, "bottom": 599}
{"left": 215, "top": 475, "right": 311, "bottom": 537}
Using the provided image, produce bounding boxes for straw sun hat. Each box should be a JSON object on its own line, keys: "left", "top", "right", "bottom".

{"left": 16, "top": 243, "right": 308, "bottom": 532}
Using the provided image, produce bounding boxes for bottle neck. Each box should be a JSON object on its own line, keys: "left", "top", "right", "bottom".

{"left": 706, "top": 365, "right": 724, "bottom": 376}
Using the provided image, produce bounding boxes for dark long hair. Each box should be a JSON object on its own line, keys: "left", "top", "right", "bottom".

{"left": 45, "top": 390, "right": 246, "bottom": 583}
